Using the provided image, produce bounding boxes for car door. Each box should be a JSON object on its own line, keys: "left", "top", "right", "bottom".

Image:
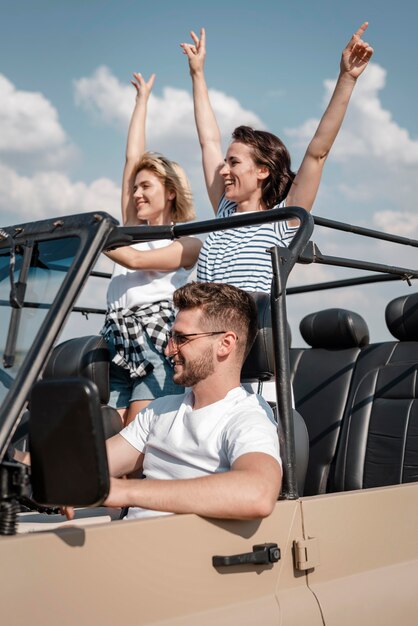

{"left": 300, "top": 484, "right": 418, "bottom": 626}
{"left": 1, "top": 499, "right": 323, "bottom": 626}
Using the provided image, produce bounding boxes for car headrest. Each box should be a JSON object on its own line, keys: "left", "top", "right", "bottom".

{"left": 241, "top": 292, "right": 291, "bottom": 382}
{"left": 43, "top": 335, "right": 111, "bottom": 404}
{"left": 300, "top": 308, "right": 369, "bottom": 349}
{"left": 385, "top": 293, "right": 418, "bottom": 341}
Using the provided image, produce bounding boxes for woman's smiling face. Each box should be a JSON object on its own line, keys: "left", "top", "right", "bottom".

{"left": 219, "top": 141, "right": 268, "bottom": 207}
{"left": 133, "top": 169, "right": 175, "bottom": 225}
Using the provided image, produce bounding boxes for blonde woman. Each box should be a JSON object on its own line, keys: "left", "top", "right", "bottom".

{"left": 102, "top": 72, "right": 201, "bottom": 426}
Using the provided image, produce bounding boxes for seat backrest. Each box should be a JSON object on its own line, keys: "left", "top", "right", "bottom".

{"left": 241, "top": 292, "right": 308, "bottom": 496}
{"left": 43, "top": 335, "right": 110, "bottom": 404}
{"left": 43, "top": 335, "right": 122, "bottom": 439}
{"left": 332, "top": 293, "right": 418, "bottom": 491}
{"left": 290, "top": 308, "right": 370, "bottom": 495}
{"left": 241, "top": 292, "right": 291, "bottom": 383}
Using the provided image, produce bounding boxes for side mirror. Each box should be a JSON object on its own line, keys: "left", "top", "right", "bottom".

{"left": 29, "top": 378, "right": 109, "bottom": 507}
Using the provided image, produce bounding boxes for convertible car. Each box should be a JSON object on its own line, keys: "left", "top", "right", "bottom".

{"left": 0, "top": 207, "right": 417, "bottom": 626}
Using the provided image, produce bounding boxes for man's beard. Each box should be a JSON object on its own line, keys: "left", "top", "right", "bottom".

{"left": 172, "top": 346, "right": 215, "bottom": 387}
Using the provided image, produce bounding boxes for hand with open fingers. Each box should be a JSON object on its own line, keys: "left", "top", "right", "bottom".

{"left": 341, "top": 21, "right": 374, "bottom": 79}
{"left": 180, "top": 27, "right": 206, "bottom": 75}
{"left": 60, "top": 505, "right": 75, "bottom": 520}
{"left": 131, "top": 71, "right": 156, "bottom": 102}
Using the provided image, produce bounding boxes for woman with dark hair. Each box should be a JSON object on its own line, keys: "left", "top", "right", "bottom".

{"left": 102, "top": 72, "right": 201, "bottom": 426}
{"left": 181, "top": 24, "right": 373, "bottom": 292}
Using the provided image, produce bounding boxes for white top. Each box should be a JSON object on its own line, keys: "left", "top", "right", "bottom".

{"left": 106, "top": 240, "right": 194, "bottom": 309}
{"left": 120, "top": 386, "right": 281, "bottom": 519}
{"left": 197, "top": 196, "right": 298, "bottom": 292}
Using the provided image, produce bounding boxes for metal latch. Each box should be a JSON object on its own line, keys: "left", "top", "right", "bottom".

{"left": 294, "top": 537, "right": 320, "bottom": 571}
{"left": 213, "top": 542, "right": 281, "bottom": 567}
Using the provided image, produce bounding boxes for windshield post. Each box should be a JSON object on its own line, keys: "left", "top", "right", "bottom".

{"left": 3, "top": 242, "right": 33, "bottom": 369}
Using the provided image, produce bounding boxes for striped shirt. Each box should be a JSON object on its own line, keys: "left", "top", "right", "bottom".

{"left": 197, "top": 195, "right": 298, "bottom": 292}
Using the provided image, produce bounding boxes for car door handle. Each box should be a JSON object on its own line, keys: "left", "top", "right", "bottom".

{"left": 212, "top": 542, "right": 281, "bottom": 567}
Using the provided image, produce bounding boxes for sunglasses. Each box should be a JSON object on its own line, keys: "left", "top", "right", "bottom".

{"left": 167, "top": 331, "right": 226, "bottom": 349}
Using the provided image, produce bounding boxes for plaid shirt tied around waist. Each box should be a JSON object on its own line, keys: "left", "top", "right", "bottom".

{"left": 101, "top": 299, "right": 175, "bottom": 379}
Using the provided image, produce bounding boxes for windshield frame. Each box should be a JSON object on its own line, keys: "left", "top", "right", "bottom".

{"left": 0, "top": 212, "right": 118, "bottom": 459}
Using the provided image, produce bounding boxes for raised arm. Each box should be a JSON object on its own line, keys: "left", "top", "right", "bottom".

{"left": 181, "top": 28, "right": 225, "bottom": 213}
{"left": 104, "top": 452, "right": 282, "bottom": 520}
{"left": 104, "top": 236, "right": 202, "bottom": 271}
{"left": 286, "top": 22, "right": 374, "bottom": 213}
{"left": 122, "top": 72, "right": 155, "bottom": 225}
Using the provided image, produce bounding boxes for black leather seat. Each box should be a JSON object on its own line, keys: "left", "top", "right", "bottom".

{"left": 290, "top": 308, "right": 370, "bottom": 495}
{"left": 42, "top": 335, "right": 122, "bottom": 439}
{"left": 242, "top": 292, "right": 309, "bottom": 496}
{"left": 13, "top": 335, "right": 122, "bottom": 450}
{"left": 331, "top": 293, "right": 418, "bottom": 491}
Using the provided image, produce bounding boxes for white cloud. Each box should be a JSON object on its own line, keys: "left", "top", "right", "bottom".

{"left": 283, "top": 63, "right": 418, "bottom": 222}
{"left": 74, "top": 66, "right": 133, "bottom": 128}
{"left": 73, "top": 65, "right": 264, "bottom": 221}
{"left": 0, "top": 164, "right": 120, "bottom": 224}
{"left": 373, "top": 210, "right": 418, "bottom": 238}
{"left": 0, "top": 75, "right": 120, "bottom": 226}
{"left": 0, "top": 74, "right": 75, "bottom": 168}
{"left": 73, "top": 65, "right": 264, "bottom": 144}
{"left": 285, "top": 63, "right": 418, "bottom": 165}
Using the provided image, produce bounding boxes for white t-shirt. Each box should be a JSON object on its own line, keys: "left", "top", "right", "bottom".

{"left": 197, "top": 196, "right": 298, "bottom": 292}
{"left": 120, "top": 386, "right": 281, "bottom": 519}
{"left": 106, "top": 239, "right": 194, "bottom": 309}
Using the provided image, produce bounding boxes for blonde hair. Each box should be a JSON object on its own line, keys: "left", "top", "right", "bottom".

{"left": 134, "top": 152, "right": 195, "bottom": 223}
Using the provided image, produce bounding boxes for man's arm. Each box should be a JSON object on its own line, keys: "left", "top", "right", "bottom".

{"left": 12, "top": 433, "right": 143, "bottom": 477}
{"left": 104, "top": 452, "right": 282, "bottom": 520}
{"left": 61, "top": 434, "right": 144, "bottom": 520}
{"left": 106, "top": 433, "right": 144, "bottom": 478}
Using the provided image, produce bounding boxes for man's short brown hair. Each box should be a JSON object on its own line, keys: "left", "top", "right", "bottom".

{"left": 173, "top": 282, "right": 258, "bottom": 361}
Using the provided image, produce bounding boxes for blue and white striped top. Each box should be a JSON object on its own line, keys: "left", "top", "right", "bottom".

{"left": 197, "top": 195, "right": 298, "bottom": 293}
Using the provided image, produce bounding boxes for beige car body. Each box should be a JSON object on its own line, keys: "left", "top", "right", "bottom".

{"left": 1, "top": 209, "right": 417, "bottom": 625}
{"left": 2, "top": 483, "right": 418, "bottom": 626}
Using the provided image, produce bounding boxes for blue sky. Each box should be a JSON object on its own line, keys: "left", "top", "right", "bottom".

{"left": 1, "top": 0, "right": 417, "bottom": 342}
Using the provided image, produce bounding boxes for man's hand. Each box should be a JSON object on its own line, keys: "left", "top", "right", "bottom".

{"left": 60, "top": 506, "right": 75, "bottom": 520}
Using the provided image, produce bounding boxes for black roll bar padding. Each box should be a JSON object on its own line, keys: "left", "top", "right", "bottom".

{"left": 286, "top": 272, "right": 407, "bottom": 295}
{"left": 313, "top": 215, "right": 418, "bottom": 249}
{"left": 268, "top": 211, "right": 314, "bottom": 500}
{"left": 270, "top": 246, "right": 298, "bottom": 499}
{"left": 104, "top": 205, "right": 313, "bottom": 249}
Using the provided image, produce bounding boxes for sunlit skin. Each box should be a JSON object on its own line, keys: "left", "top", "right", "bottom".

{"left": 181, "top": 24, "right": 374, "bottom": 219}
{"left": 121, "top": 72, "right": 155, "bottom": 226}
{"left": 164, "top": 308, "right": 240, "bottom": 410}
{"left": 132, "top": 169, "right": 175, "bottom": 225}
{"left": 219, "top": 141, "right": 269, "bottom": 211}
{"left": 166, "top": 336, "right": 215, "bottom": 389}
{"left": 164, "top": 309, "right": 226, "bottom": 404}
